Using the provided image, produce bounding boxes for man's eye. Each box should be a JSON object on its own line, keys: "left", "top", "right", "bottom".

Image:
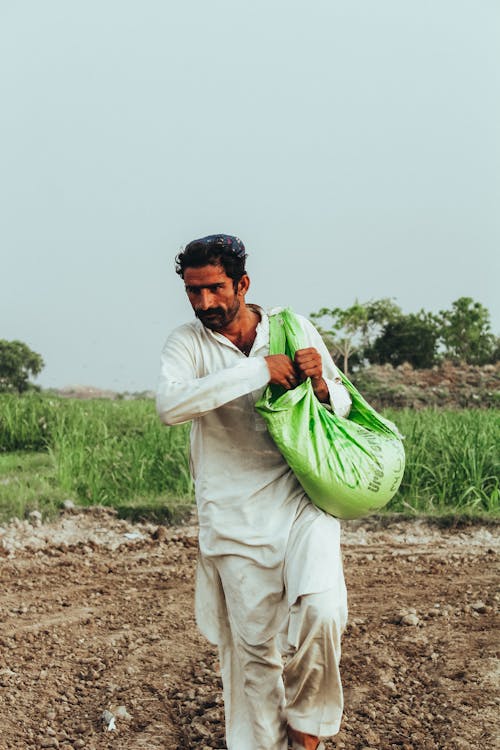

{"left": 185, "top": 285, "right": 222, "bottom": 293}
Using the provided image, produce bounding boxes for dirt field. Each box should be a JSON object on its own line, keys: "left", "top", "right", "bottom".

{"left": 0, "top": 509, "right": 498, "bottom": 750}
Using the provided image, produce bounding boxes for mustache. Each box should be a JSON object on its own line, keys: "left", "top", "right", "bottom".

{"left": 195, "top": 307, "right": 225, "bottom": 320}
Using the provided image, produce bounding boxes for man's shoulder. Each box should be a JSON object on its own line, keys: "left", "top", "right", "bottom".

{"left": 162, "top": 320, "right": 207, "bottom": 352}
{"left": 168, "top": 319, "right": 204, "bottom": 339}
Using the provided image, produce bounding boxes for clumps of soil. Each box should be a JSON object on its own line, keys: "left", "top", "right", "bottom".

{"left": 0, "top": 508, "right": 498, "bottom": 749}
{"left": 353, "top": 361, "right": 500, "bottom": 410}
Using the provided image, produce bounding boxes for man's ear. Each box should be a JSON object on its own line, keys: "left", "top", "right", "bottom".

{"left": 237, "top": 274, "right": 250, "bottom": 296}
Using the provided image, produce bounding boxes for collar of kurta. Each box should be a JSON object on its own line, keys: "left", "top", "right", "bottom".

{"left": 204, "top": 304, "right": 270, "bottom": 356}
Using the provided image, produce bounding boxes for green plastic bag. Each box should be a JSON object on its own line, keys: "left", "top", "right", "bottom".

{"left": 255, "top": 309, "right": 405, "bottom": 519}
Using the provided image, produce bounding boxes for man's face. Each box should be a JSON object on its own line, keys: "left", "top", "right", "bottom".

{"left": 183, "top": 264, "right": 246, "bottom": 331}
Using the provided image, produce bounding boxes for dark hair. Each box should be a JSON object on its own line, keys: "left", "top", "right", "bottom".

{"left": 175, "top": 234, "right": 248, "bottom": 285}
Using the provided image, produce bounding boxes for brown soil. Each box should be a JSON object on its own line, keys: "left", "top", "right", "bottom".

{"left": 353, "top": 361, "right": 500, "bottom": 410}
{"left": 0, "top": 510, "right": 498, "bottom": 750}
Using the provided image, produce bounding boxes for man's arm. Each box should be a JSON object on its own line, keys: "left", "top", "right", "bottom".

{"left": 156, "top": 329, "right": 270, "bottom": 425}
{"left": 156, "top": 328, "right": 298, "bottom": 425}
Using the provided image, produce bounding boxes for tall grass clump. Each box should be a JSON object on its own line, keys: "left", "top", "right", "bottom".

{"left": 0, "top": 395, "right": 193, "bottom": 517}
{"left": 0, "top": 393, "right": 60, "bottom": 451}
{"left": 48, "top": 399, "right": 193, "bottom": 506}
{"left": 385, "top": 408, "right": 499, "bottom": 515}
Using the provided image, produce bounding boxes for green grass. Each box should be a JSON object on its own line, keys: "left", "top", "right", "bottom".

{"left": 0, "top": 451, "right": 67, "bottom": 522}
{"left": 47, "top": 399, "right": 193, "bottom": 505}
{"left": 384, "top": 408, "right": 499, "bottom": 516}
{"left": 0, "top": 394, "right": 194, "bottom": 523}
{"left": 0, "top": 394, "right": 498, "bottom": 523}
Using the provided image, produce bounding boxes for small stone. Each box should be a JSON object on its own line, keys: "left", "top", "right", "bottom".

{"left": 152, "top": 525, "right": 168, "bottom": 541}
{"left": 362, "top": 728, "right": 380, "bottom": 745}
{"left": 101, "top": 710, "right": 116, "bottom": 731}
{"left": 114, "top": 705, "right": 132, "bottom": 720}
{"left": 192, "top": 721, "right": 212, "bottom": 739}
{"left": 28, "top": 510, "right": 42, "bottom": 527}
{"left": 471, "top": 600, "right": 487, "bottom": 613}
{"left": 401, "top": 613, "right": 420, "bottom": 626}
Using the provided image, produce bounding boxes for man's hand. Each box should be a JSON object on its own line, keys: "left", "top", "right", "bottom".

{"left": 294, "top": 348, "right": 329, "bottom": 403}
{"left": 264, "top": 354, "right": 299, "bottom": 389}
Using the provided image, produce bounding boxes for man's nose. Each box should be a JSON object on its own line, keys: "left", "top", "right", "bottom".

{"left": 198, "top": 289, "right": 213, "bottom": 309}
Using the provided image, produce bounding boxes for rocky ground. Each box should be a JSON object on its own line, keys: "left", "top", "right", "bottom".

{"left": 0, "top": 508, "right": 498, "bottom": 750}
{"left": 353, "top": 361, "right": 500, "bottom": 410}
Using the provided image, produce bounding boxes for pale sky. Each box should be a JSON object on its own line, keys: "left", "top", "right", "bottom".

{"left": 1, "top": 1, "right": 499, "bottom": 391}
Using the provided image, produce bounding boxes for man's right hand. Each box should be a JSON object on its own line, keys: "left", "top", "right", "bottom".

{"left": 264, "top": 354, "right": 299, "bottom": 389}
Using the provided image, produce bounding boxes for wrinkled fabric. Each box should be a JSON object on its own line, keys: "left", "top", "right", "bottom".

{"left": 215, "top": 503, "right": 348, "bottom": 749}
{"left": 284, "top": 590, "right": 346, "bottom": 737}
{"left": 219, "top": 583, "right": 346, "bottom": 750}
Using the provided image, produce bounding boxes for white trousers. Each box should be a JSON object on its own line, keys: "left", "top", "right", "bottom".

{"left": 219, "top": 588, "right": 346, "bottom": 750}
{"left": 206, "top": 504, "right": 348, "bottom": 750}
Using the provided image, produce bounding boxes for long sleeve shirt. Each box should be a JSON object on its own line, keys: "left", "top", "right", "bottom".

{"left": 156, "top": 305, "right": 351, "bottom": 643}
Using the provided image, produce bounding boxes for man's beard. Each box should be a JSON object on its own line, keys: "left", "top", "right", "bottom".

{"left": 195, "top": 299, "right": 240, "bottom": 331}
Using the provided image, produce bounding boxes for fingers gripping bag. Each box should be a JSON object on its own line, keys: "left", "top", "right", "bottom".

{"left": 255, "top": 309, "right": 405, "bottom": 520}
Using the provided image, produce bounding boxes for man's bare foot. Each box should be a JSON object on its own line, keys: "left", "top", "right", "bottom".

{"left": 287, "top": 726, "right": 323, "bottom": 750}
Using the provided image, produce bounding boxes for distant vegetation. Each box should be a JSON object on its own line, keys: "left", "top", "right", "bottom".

{"left": 0, "top": 394, "right": 498, "bottom": 524}
{"left": 311, "top": 296, "right": 499, "bottom": 374}
{"left": 0, "top": 340, "right": 44, "bottom": 393}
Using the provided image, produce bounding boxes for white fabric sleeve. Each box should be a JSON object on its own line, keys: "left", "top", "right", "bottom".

{"left": 298, "top": 316, "right": 352, "bottom": 418}
{"left": 156, "top": 329, "right": 270, "bottom": 425}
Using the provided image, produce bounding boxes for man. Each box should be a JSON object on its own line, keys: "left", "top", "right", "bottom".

{"left": 156, "top": 234, "right": 350, "bottom": 750}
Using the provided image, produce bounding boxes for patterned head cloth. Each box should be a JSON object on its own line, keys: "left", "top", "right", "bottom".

{"left": 184, "top": 234, "right": 246, "bottom": 258}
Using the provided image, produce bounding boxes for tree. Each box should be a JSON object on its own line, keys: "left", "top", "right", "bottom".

{"left": 0, "top": 340, "right": 44, "bottom": 393}
{"left": 438, "top": 297, "right": 496, "bottom": 364}
{"left": 368, "top": 311, "right": 440, "bottom": 368}
{"left": 310, "top": 298, "right": 401, "bottom": 374}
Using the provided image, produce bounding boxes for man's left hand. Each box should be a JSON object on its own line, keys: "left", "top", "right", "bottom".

{"left": 294, "top": 348, "right": 330, "bottom": 403}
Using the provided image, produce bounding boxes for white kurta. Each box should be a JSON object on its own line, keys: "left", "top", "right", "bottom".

{"left": 156, "top": 305, "right": 350, "bottom": 645}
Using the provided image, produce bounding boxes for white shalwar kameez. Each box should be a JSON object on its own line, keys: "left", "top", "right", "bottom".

{"left": 156, "top": 306, "right": 350, "bottom": 750}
